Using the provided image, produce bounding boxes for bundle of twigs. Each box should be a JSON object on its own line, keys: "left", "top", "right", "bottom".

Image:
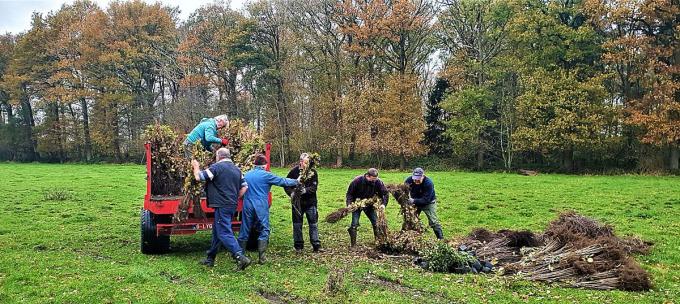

{"left": 142, "top": 124, "right": 185, "bottom": 196}
{"left": 377, "top": 230, "right": 430, "bottom": 255}
{"left": 386, "top": 183, "right": 422, "bottom": 232}
{"left": 174, "top": 141, "right": 212, "bottom": 223}
{"left": 325, "top": 197, "right": 382, "bottom": 224}
{"left": 291, "top": 153, "right": 320, "bottom": 217}
{"left": 374, "top": 204, "right": 389, "bottom": 246}
{"left": 221, "top": 119, "right": 265, "bottom": 172}
{"left": 459, "top": 213, "right": 653, "bottom": 291}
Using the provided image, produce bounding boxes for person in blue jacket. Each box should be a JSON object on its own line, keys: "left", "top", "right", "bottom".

{"left": 238, "top": 154, "right": 299, "bottom": 264}
{"left": 184, "top": 115, "right": 230, "bottom": 158}
{"left": 405, "top": 167, "right": 443, "bottom": 240}
{"left": 191, "top": 148, "right": 251, "bottom": 270}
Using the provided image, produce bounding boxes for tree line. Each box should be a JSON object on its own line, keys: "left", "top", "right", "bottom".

{"left": 0, "top": 0, "right": 677, "bottom": 172}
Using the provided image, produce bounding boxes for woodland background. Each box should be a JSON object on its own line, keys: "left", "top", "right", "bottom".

{"left": 0, "top": 0, "right": 678, "bottom": 172}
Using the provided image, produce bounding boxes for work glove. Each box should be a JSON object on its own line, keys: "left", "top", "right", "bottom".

{"left": 299, "top": 187, "right": 307, "bottom": 195}
{"left": 379, "top": 204, "right": 385, "bottom": 210}
{"left": 408, "top": 198, "right": 415, "bottom": 204}
{"left": 221, "top": 138, "right": 229, "bottom": 146}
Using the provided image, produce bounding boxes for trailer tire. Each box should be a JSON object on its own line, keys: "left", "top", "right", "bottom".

{"left": 141, "top": 208, "right": 170, "bottom": 254}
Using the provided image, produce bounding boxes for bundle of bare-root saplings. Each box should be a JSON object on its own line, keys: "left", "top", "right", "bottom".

{"left": 143, "top": 124, "right": 185, "bottom": 196}
{"left": 143, "top": 120, "right": 265, "bottom": 223}
{"left": 450, "top": 212, "right": 653, "bottom": 291}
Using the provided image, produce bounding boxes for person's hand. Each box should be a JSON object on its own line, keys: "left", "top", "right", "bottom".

{"left": 221, "top": 137, "right": 229, "bottom": 146}
{"left": 300, "top": 187, "right": 307, "bottom": 195}
{"left": 408, "top": 198, "right": 415, "bottom": 204}
{"left": 191, "top": 159, "right": 200, "bottom": 170}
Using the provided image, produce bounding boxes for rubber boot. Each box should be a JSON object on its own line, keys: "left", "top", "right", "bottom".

{"left": 200, "top": 256, "right": 215, "bottom": 267}
{"left": 433, "top": 226, "right": 444, "bottom": 240}
{"left": 372, "top": 225, "right": 379, "bottom": 241}
{"left": 238, "top": 240, "right": 247, "bottom": 253}
{"left": 257, "top": 240, "right": 268, "bottom": 264}
{"left": 236, "top": 253, "right": 251, "bottom": 271}
{"left": 348, "top": 227, "right": 357, "bottom": 247}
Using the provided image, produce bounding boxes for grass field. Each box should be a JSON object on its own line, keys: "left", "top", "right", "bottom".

{"left": 0, "top": 163, "right": 678, "bottom": 303}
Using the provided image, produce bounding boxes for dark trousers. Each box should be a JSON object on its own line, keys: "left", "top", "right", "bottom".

{"left": 206, "top": 207, "right": 243, "bottom": 259}
{"left": 349, "top": 207, "right": 378, "bottom": 229}
{"left": 292, "top": 205, "right": 320, "bottom": 249}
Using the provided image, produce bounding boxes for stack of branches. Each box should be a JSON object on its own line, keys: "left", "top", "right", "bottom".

{"left": 174, "top": 141, "right": 213, "bottom": 223}
{"left": 291, "top": 153, "right": 320, "bottom": 217}
{"left": 377, "top": 230, "right": 431, "bottom": 255}
{"left": 386, "top": 183, "right": 422, "bottom": 232}
{"left": 461, "top": 212, "right": 652, "bottom": 291}
{"left": 325, "top": 196, "right": 389, "bottom": 245}
{"left": 221, "top": 119, "right": 265, "bottom": 172}
{"left": 143, "top": 124, "right": 185, "bottom": 196}
{"left": 463, "top": 228, "right": 541, "bottom": 265}
{"left": 372, "top": 183, "right": 428, "bottom": 255}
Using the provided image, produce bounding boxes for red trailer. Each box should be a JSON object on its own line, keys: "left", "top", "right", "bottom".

{"left": 141, "top": 143, "right": 272, "bottom": 254}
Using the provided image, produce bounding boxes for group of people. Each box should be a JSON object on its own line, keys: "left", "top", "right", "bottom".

{"left": 185, "top": 116, "right": 443, "bottom": 270}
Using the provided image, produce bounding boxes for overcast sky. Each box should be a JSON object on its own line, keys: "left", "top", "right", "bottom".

{"left": 0, "top": 0, "right": 245, "bottom": 35}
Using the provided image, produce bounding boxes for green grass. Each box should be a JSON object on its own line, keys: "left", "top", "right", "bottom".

{"left": 0, "top": 163, "right": 678, "bottom": 303}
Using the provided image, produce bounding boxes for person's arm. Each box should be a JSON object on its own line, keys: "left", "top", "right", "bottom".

{"left": 193, "top": 161, "right": 216, "bottom": 181}
{"left": 378, "top": 180, "right": 389, "bottom": 207}
{"left": 266, "top": 171, "right": 299, "bottom": 187}
{"left": 203, "top": 121, "right": 222, "bottom": 144}
{"left": 238, "top": 174, "right": 248, "bottom": 198}
{"left": 345, "top": 178, "right": 358, "bottom": 205}
{"left": 284, "top": 167, "right": 298, "bottom": 196}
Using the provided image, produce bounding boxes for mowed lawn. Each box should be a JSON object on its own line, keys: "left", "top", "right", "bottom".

{"left": 0, "top": 163, "right": 678, "bottom": 304}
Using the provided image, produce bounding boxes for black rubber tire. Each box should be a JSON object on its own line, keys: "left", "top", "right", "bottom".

{"left": 140, "top": 208, "right": 170, "bottom": 254}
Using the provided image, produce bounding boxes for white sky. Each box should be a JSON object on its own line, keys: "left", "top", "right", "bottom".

{"left": 0, "top": 0, "right": 246, "bottom": 35}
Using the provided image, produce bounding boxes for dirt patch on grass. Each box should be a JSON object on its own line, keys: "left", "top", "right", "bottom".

{"left": 363, "top": 274, "right": 457, "bottom": 303}
{"left": 257, "top": 289, "right": 307, "bottom": 304}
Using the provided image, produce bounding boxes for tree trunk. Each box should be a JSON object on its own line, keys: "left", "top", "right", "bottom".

{"left": 670, "top": 143, "right": 679, "bottom": 170}
{"left": 159, "top": 80, "right": 166, "bottom": 123}
{"left": 274, "top": 79, "right": 289, "bottom": 166}
{"left": 20, "top": 91, "right": 38, "bottom": 161}
{"left": 561, "top": 148, "right": 574, "bottom": 172}
{"left": 227, "top": 69, "right": 238, "bottom": 118}
{"left": 399, "top": 153, "right": 406, "bottom": 171}
{"left": 80, "top": 98, "right": 92, "bottom": 162}
{"left": 349, "top": 133, "right": 356, "bottom": 161}
{"left": 111, "top": 102, "right": 122, "bottom": 163}
{"left": 476, "top": 149, "right": 484, "bottom": 170}
{"left": 336, "top": 150, "right": 343, "bottom": 168}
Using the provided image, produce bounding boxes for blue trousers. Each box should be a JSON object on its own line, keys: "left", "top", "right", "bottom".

{"left": 238, "top": 203, "right": 270, "bottom": 242}
{"left": 206, "top": 207, "right": 243, "bottom": 258}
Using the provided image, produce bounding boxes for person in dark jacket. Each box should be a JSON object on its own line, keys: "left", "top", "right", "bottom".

{"left": 345, "top": 168, "right": 389, "bottom": 247}
{"left": 405, "top": 167, "right": 443, "bottom": 239}
{"left": 284, "top": 153, "right": 321, "bottom": 253}
{"left": 191, "top": 148, "right": 251, "bottom": 270}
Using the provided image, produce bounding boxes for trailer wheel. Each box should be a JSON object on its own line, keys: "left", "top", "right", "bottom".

{"left": 140, "top": 208, "right": 170, "bottom": 254}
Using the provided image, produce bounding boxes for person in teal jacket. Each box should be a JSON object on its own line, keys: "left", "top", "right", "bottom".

{"left": 238, "top": 154, "right": 299, "bottom": 264}
{"left": 184, "top": 115, "right": 230, "bottom": 157}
